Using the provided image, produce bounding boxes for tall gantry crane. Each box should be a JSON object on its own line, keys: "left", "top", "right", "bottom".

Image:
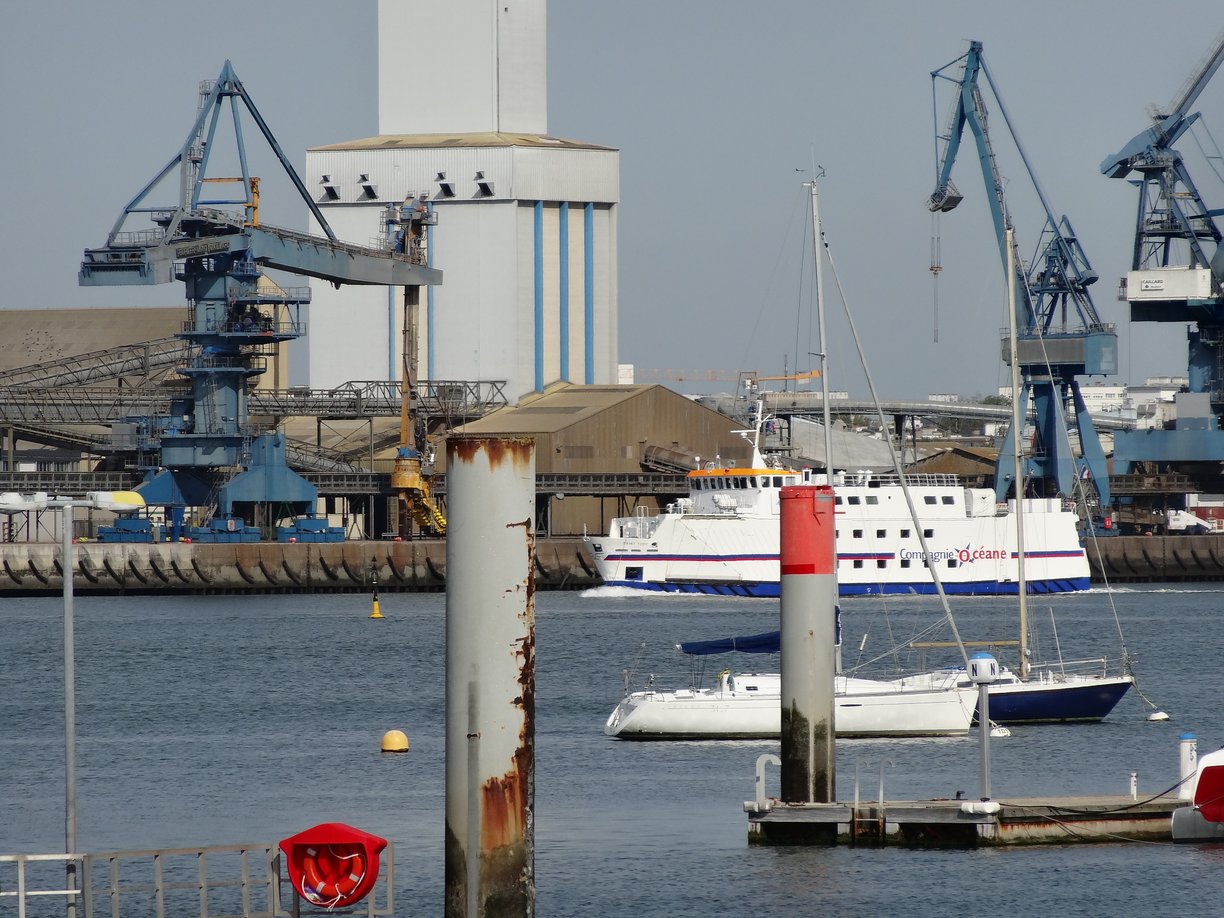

{"left": 79, "top": 61, "right": 441, "bottom": 541}
{"left": 1101, "top": 31, "right": 1224, "bottom": 477}
{"left": 928, "top": 41, "right": 1117, "bottom": 521}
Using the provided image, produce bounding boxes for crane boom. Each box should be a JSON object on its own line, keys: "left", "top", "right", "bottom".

{"left": 927, "top": 40, "right": 1116, "bottom": 517}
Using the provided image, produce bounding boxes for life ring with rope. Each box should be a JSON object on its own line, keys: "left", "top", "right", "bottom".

{"left": 301, "top": 844, "right": 367, "bottom": 906}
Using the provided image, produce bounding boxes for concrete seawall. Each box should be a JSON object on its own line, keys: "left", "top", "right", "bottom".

{"left": 1, "top": 533, "right": 1218, "bottom": 595}
{"left": 0, "top": 538, "right": 599, "bottom": 596}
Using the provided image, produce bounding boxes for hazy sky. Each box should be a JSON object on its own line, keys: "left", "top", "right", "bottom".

{"left": 3, "top": 2, "right": 1222, "bottom": 399}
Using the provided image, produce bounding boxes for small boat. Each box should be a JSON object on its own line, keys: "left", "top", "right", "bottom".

{"left": 1172, "top": 746, "right": 1224, "bottom": 842}
{"left": 893, "top": 662, "right": 1133, "bottom": 725}
{"left": 604, "top": 630, "right": 977, "bottom": 740}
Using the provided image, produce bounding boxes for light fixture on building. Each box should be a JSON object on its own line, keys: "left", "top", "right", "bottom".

{"left": 436, "top": 171, "right": 455, "bottom": 198}
{"left": 475, "top": 171, "right": 494, "bottom": 197}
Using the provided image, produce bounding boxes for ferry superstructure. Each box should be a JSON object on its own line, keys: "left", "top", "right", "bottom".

{"left": 583, "top": 462, "right": 1090, "bottom": 597}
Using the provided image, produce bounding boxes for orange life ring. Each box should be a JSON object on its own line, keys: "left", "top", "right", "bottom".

{"left": 301, "top": 844, "right": 367, "bottom": 905}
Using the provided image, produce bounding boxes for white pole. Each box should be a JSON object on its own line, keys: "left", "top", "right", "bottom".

{"left": 1180, "top": 732, "right": 1199, "bottom": 801}
{"left": 1006, "top": 227, "right": 1029, "bottom": 680}
{"left": 63, "top": 504, "right": 78, "bottom": 918}
{"left": 444, "top": 436, "right": 536, "bottom": 917}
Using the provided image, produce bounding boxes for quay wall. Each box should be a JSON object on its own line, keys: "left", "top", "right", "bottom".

{"left": 0, "top": 533, "right": 1218, "bottom": 595}
{"left": 0, "top": 538, "right": 598, "bottom": 596}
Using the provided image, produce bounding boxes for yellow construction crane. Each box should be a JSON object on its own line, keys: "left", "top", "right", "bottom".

{"left": 388, "top": 197, "right": 446, "bottom": 536}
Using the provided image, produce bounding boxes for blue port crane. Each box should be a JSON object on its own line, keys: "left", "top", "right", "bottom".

{"left": 79, "top": 61, "right": 440, "bottom": 542}
{"left": 1101, "top": 32, "right": 1224, "bottom": 475}
{"left": 928, "top": 40, "right": 1117, "bottom": 521}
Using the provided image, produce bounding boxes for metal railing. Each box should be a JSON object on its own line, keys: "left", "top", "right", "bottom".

{"left": 0, "top": 842, "right": 394, "bottom": 918}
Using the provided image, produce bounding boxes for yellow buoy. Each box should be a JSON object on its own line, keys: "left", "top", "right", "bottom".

{"left": 369, "top": 598, "right": 383, "bottom": 619}
{"left": 381, "top": 729, "right": 410, "bottom": 753}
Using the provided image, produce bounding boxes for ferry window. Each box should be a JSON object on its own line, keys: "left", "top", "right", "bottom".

{"left": 900, "top": 559, "right": 911, "bottom": 568}
{"left": 835, "top": 496, "right": 843, "bottom": 505}
{"left": 942, "top": 496, "right": 954, "bottom": 505}
{"left": 848, "top": 496, "right": 861, "bottom": 505}
{"left": 853, "top": 559, "right": 863, "bottom": 569}
{"left": 876, "top": 559, "right": 886, "bottom": 569}
{"left": 740, "top": 477, "right": 749, "bottom": 488}
{"left": 947, "top": 559, "right": 957, "bottom": 568}
{"left": 866, "top": 495, "right": 879, "bottom": 505}
{"left": 626, "top": 567, "right": 643, "bottom": 581}
{"left": 876, "top": 529, "right": 886, "bottom": 538}
{"left": 923, "top": 528, "right": 934, "bottom": 538}
{"left": 923, "top": 495, "right": 937, "bottom": 505}
{"left": 901, "top": 528, "right": 911, "bottom": 538}
{"left": 731, "top": 478, "right": 739, "bottom": 489}
{"left": 853, "top": 529, "right": 863, "bottom": 538}
{"left": 773, "top": 476, "right": 784, "bottom": 487}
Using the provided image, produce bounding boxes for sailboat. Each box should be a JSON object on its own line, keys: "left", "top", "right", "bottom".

{"left": 895, "top": 227, "right": 1133, "bottom": 724}
{"left": 604, "top": 629, "right": 977, "bottom": 740}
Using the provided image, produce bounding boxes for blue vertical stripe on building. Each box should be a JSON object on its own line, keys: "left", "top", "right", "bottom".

{"left": 387, "top": 286, "right": 395, "bottom": 383}
{"left": 559, "top": 203, "right": 569, "bottom": 380}
{"left": 584, "top": 203, "right": 595, "bottom": 384}
{"left": 427, "top": 205, "right": 436, "bottom": 383}
{"left": 534, "top": 201, "right": 544, "bottom": 392}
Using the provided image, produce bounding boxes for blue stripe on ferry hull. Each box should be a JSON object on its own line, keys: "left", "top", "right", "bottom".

{"left": 978, "top": 680, "right": 1132, "bottom": 724}
{"left": 601, "top": 577, "right": 1091, "bottom": 598}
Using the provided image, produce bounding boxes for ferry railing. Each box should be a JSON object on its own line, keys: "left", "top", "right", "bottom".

{"left": 0, "top": 843, "right": 395, "bottom": 918}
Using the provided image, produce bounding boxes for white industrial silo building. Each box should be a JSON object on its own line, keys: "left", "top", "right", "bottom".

{"left": 298, "top": 0, "right": 620, "bottom": 401}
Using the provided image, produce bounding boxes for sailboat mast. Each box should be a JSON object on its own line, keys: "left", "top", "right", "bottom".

{"left": 1006, "top": 226, "right": 1030, "bottom": 680}
{"left": 810, "top": 180, "right": 834, "bottom": 481}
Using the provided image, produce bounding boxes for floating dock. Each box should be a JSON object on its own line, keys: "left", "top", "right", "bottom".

{"left": 746, "top": 794, "right": 1182, "bottom": 847}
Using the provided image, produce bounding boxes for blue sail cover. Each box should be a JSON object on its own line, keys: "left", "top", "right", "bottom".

{"left": 677, "top": 630, "right": 780, "bottom": 655}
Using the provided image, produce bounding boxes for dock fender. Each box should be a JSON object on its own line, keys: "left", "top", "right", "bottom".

{"left": 340, "top": 558, "right": 363, "bottom": 585}
{"left": 190, "top": 557, "right": 214, "bottom": 584}
{"left": 424, "top": 554, "right": 446, "bottom": 583}
{"left": 3, "top": 559, "right": 24, "bottom": 584}
{"left": 148, "top": 555, "right": 171, "bottom": 583}
{"left": 169, "top": 558, "right": 192, "bottom": 584}
{"left": 384, "top": 550, "right": 407, "bottom": 583}
{"left": 534, "top": 553, "right": 554, "bottom": 580}
{"left": 127, "top": 557, "right": 149, "bottom": 584}
{"left": 577, "top": 550, "right": 597, "bottom": 577}
{"left": 317, "top": 553, "right": 340, "bottom": 581}
{"left": 280, "top": 554, "right": 304, "bottom": 586}
{"left": 257, "top": 556, "right": 280, "bottom": 586}
{"left": 103, "top": 557, "right": 124, "bottom": 584}
{"left": 79, "top": 557, "right": 101, "bottom": 584}
{"left": 234, "top": 560, "right": 257, "bottom": 585}
{"left": 27, "top": 559, "right": 49, "bottom": 584}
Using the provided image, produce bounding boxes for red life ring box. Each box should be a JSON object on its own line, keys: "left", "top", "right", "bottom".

{"left": 280, "top": 822, "right": 388, "bottom": 909}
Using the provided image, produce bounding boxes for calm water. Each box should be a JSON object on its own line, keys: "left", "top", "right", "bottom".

{"left": 2, "top": 585, "right": 1222, "bottom": 915}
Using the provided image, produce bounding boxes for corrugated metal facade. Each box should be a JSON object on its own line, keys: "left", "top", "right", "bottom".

{"left": 449, "top": 384, "right": 754, "bottom": 535}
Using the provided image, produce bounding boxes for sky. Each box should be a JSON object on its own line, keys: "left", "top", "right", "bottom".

{"left": 2, "top": 1, "right": 1222, "bottom": 400}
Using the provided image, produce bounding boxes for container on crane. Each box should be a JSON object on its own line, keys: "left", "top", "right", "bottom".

{"left": 79, "top": 61, "right": 440, "bottom": 542}
{"left": 928, "top": 40, "right": 1117, "bottom": 526}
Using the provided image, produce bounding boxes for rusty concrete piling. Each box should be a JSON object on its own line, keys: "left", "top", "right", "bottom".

{"left": 444, "top": 436, "right": 536, "bottom": 918}
{"left": 778, "top": 485, "right": 837, "bottom": 808}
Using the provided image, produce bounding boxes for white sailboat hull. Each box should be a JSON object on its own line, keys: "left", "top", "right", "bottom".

{"left": 604, "top": 673, "right": 977, "bottom": 739}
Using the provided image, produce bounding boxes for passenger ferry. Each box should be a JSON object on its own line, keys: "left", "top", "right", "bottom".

{"left": 582, "top": 445, "right": 1090, "bottom": 597}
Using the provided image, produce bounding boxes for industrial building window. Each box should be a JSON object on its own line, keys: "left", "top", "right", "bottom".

{"left": 568, "top": 445, "right": 594, "bottom": 459}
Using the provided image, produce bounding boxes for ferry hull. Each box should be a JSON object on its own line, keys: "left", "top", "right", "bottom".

{"left": 596, "top": 576, "right": 1091, "bottom": 597}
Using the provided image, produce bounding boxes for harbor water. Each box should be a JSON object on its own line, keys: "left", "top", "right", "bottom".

{"left": 2, "top": 586, "right": 1222, "bottom": 915}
